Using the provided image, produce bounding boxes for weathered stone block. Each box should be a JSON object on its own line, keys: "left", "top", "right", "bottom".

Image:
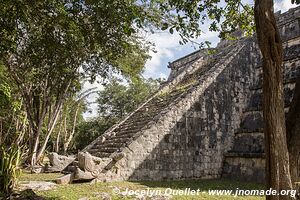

{"left": 47, "top": 152, "right": 75, "bottom": 172}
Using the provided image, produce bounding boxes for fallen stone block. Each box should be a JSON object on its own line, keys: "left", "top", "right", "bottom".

{"left": 17, "top": 181, "right": 57, "bottom": 191}
{"left": 56, "top": 173, "right": 74, "bottom": 184}
{"left": 78, "top": 152, "right": 112, "bottom": 172}
{"left": 74, "top": 168, "right": 94, "bottom": 180}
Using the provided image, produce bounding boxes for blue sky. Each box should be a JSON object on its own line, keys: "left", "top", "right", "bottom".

{"left": 84, "top": 1, "right": 298, "bottom": 119}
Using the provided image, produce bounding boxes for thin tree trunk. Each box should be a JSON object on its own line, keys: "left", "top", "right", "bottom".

{"left": 63, "top": 103, "right": 80, "bottom": 154}
{"left": 36, "top": 104, "right": 62, "bottom": 162}
{"left": 23, "top": 90, "right": 48, "bottom": 166}
{"left": 0, "top": 118, "right": 2, "bottom": 144}
{"left": 30, "top": 118, "right": 45, "bottom": 166}
{"left": 254, "top": 0, "right": 294, "bottom": 199}
{"left": 55, "top": 129, "right": 61, "bottom": 153}
{"left": 16, "top": 112, "right": 27, "bottom": 145}
{"left": 55, "top": 113, "right": 63, "bottom": 153}
{"left": 63, "top": 115, "right": 68, "bottom": 154}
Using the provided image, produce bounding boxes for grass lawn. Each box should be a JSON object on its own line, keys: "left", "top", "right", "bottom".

{"left": 18, "top": 172, "right": 265, "bottom": 200}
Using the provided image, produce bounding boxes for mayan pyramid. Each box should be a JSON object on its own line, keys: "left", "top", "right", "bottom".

{"left": 81, "top": 7, "right": 300, "bottom": 183}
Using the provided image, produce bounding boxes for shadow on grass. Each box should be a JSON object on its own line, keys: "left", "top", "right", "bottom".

{"left": 1, "top": 189, "right": 64, "bottom": 200}
{"left": 19, "top": 171, "right": 62, "bottom": 183}
{"left": 131, "top": 178, "right": 264, "bottom": 192}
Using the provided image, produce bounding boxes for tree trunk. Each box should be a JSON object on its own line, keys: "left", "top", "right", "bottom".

{"left": 62, "top": 115, "right": 67, "bottom": 154}
{"left": 30, "top": 121, "right": 44, "bottom": 166}
{"left": 55, "top": 113, "right": 63, "bottom": 153}
{"left": 286, "top": 74, "right": 300, "bottom": 185}
{"left": 254, "top": 0, "right": 294, "bottom": 199}
{"left": 63, "top": 103, "right": 80, "bottom": 154}
{"left": 36, "top": 104, "right": 62, "bottom": 162}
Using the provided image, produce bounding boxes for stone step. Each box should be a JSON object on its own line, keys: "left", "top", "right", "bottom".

{"left": 223, "top": 156, "right": 265, "bottom": 183}
{"left": 116, "top": 126, "right": 144, "bottom": 135}
{"left": 104, "top": 134, "right": 134, "bottom": 143}
{"left": 121, "top": 115, "right": 153, "bottom": 122}
{"left": 235, "top": 131, "right": 263, "bottom": 135}
{"left": 103, "top": 137, "right": 128, "bottom": 144}
{"left": 250, "top": 74, "right": 298, "bottom": 91}
{"left": 239, "top": 111, "right": 263, "bottom": 133}
{"left": 94, "top": 147, "right": 119, "bottom": 154}
{"left": 94, "top": 139, "right": 126, "bottom": 147}
{"left": 114, "top": 126, "right": 147, "bottom": 135}
{"left": 245, "top": 84, "right": 295, "bottom": 111}
{"left": 114, "top": 133, "right": 134, "bottom": 140}
{"left": 230, "top": 132, "right": 264, "bottom": 154}
{"left": 143, "top": 99, "right": 169, "bottom": 106}
{"left": 93, "top": 135, "right": 132, "bottom": 148}
{"left": 91, "top": 152, "right": 111, "bottom": 158}
{"left": 283, "top": 44, "right": 300, "bottom": 61}
{"left": 225, "top": 152, "right": 265, "bottom": 158}
{"left": 92, "top": 142, "right": 123, "bottom": 149}
{"left": 86, "top": 148, "right": 101, "bottom": 153}
{"left": 125, "top": 114, "right": 154, "bottom": 121}
{"left": 244, "top": 105, "right": 291, "bottom": 113}
{"left": 118, "top": 122, "right": 149, "bottom": 130}
{"left": 133, "top": 108, "right": 160, "bottom": 114}
{"left": 253, "top": 44, "right": 300, "bottom": 69}
{"left": 236, "top": 128, "right": 264, "bottom": 134}
{"left": 146, "top": 101, "right": 168, "bottom": 108}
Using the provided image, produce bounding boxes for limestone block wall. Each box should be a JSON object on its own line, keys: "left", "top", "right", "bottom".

{"left": 167, "top": 50, "right": 206, "bottom": 81}
{"left": 222, "top": 6, "right": 300, "bottom": 183}
{"left": 222, "top": 42, "right": 300, "bottom": 183}
{"left": 277, "top": 7, "right": 300, "bottom": 42}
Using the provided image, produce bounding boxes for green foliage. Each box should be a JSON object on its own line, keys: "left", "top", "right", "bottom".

{"left": 74, "top": 78, "right": 160, "bottom": 150}
{"left": 74, "top": 117, "right": 118, "bottom": 150}
{"left": 0, "top": 79, "right": 22, "bottom": 114}
{"left": 0, "top": 64, "right": 13, "bottom": 110}
{"left": 0, "top": 0, "right": 152, "bottom": 83}
{"left": 219, "top": 2, "right": 255, "bottom": 39}
{"left": 97, "top": 78, "right": 160, "bottom": 118}
{"left": 0, "top": 144, "right": 22, "bottom": 195}
{"left": 0, "top": 64, "right": 26, "bottom": 146}
{"left": 0, "top": 1, "right": 155, "bottom": 163}
{"left": 135, "top": 0, "right": 255, "bottom": 46}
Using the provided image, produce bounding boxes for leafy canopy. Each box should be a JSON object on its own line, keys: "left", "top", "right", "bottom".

{"left": 97, "top": 78, "right": 160, "bottom": 118}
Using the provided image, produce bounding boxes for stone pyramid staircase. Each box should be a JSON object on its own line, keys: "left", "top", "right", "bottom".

{"left": 79, "top": 39, "right": 248, "bottom": 181}
{"left": 84, "top": 42, "right": 240, "bottom": 158}
{"left": 85, "top": 91, "right": 181, "bottom": 158}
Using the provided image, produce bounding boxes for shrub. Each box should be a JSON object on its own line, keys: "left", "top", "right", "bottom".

{"left": 0, "top": 144, "right": 22, "bottom": 195}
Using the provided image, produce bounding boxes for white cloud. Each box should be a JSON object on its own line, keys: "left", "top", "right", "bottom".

{"left": 143, "top": 32, "right": 182, "bottom": 78}
{"left": 143, "top": 27, "right": 219, "bottom": 79}
{"left": 158, "top": 72, "right": 168, "bottom": 80}
{"left": 275, "top": 0, "right": 298, "bottom": 12}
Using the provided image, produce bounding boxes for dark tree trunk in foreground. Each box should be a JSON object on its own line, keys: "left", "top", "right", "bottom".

{"left": 254, "top": 0, "right": 294, "bottom": 199}
{"left": 287, "top": 75, "right": 300, "bottom": 185}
